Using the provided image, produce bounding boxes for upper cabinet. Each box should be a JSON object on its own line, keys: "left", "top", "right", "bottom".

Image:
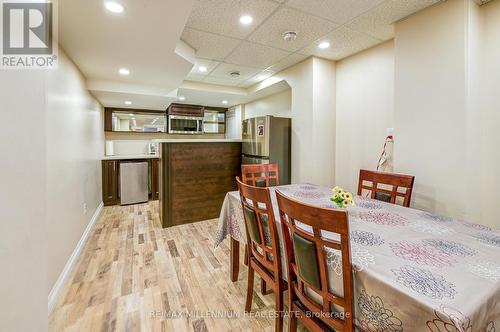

{"left": 105, "top": 108, "right": 166, "bottom": 133}
{"left": 203, "top": 109, "right": 226, "bottom": 134}
{"left": 167, "top": 104, "right": 204, "bottom": 116}
{"left": 104, "top": 104, "right": 227, "bottom": 135}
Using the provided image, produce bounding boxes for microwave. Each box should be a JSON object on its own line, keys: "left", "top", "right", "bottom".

{"left": 168, "top": 115, "right": 203, "bottom": 134}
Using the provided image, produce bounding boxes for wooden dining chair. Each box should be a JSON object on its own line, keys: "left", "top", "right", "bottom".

{"left": 276, "top": 190, "right": 354, "bottom": 332}
{"left": 357, "top": 169, "right": 415, "bottom": 207}
{"left": 241, "top": 163, "right": 280, "bottom": 294}
{"left": 236, "top": 177, "right": 285, "bottom": 332}
{"left": 241, "top": 163, "right": 279, "bottom": 187}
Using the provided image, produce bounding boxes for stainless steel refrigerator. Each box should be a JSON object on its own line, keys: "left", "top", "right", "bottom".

{"left": 242, "top": 116, "right": 291, "bottom": 185}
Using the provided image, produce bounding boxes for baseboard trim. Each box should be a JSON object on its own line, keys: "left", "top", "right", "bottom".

{"left": 48, "top": 201, "right": 104, "bottom": 314}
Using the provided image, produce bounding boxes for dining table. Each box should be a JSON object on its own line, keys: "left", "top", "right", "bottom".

{"left": 214, "top": 183, "right": 500, "bottom": 332}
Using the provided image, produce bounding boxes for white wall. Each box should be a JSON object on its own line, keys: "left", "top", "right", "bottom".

{"left": 46, "top": 49, "right": 104, "bottom": 292}
{"left": 108, "top": 140, "right": 155, "bottom": 155}
{"left": 475, "top": 0, "right": 500, "bottom": 227}
{"left": 262, "top": 57, "right": 336, "bottom": 186}
{"left": 394, "top": 0, "right": 469, "bottom": 218}
{"left": 335, "top": 41, "right": 395, "bottom": 193}
{"left": 226, "top": 105, "right": 243, "bottom": 139}
{"left": 243, "top": 89, "right": 291, "bottom": 120}
{"left": 392, "top": 0, "right": 499, "bottom": 228}
{"left": 0, "top": 72, "right": 48, "bottom": 330}
{"left": 312, "top": 58, "right": 337, "bottom": 186}
{"left": 331, "top": 0, "right": 498, "bottom": 227}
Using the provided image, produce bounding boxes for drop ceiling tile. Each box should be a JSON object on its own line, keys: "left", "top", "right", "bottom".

{"left": 238, "top": 70, "right": 276, "bottom": 87}
{"left": 189, "top": 59, "right": 221, "bottom": 75}
{"left": 347, "top": 0, "right": 443, "bottom": 40}
{"left": 225, "top": 41, "right": 290, "bottom": 69}
{"left": 286, "top": 0, "right": 386, "bottom": 25}
{"left": 248, "top": 6, "right": 338, "bottom": 52}
{"left": 238, "top": 80, "right": 259, "bottom": 88}
{"left": 203, "top": 76, "right": 243, "bottom": 86}
{"left": 301, "top": 26, "right": 381, "bottom": 60}
{"left": 185, "top": 73, "right": 207, "bottom": 82}
{"left": 267, "top": 53, "right": 309, "bottom": 73}
{"left": 181, "top": 28, "right": 241, "bottom": 61}
{"left": 210, "top": 63, "right": 261, "bottom": 81}
{"left": 186, "top": 0, "right": 280, "bottom": 39}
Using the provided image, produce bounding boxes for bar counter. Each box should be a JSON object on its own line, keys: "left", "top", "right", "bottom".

{"left": 153, "top": 139, "right": 242, "bottom": 228}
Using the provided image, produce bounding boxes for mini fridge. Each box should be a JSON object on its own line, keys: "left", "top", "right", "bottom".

{"left": 120, "top": 161, "right": 149, "bottom": 205}
{"left": 242, "top": 116, "right": 291, "bottom": 185}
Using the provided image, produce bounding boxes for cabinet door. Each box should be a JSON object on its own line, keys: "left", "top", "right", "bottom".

{"left": 151, "top": 158, "right": 160, "bottom": 200}
{"left": 102, "top": 160, "right": 118, "bottom": 206}
{"left": 203, "top": 110, "right": 226, "bottom": 134}
{"left": 168, "top": 104, "right": 204, "bottom": 116}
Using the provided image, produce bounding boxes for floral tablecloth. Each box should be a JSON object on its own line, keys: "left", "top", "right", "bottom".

{"left": 215, "top": 183, "right": 500, "bottom": 332}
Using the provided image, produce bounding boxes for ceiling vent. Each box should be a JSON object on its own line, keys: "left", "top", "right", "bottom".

{"left": 282, "top": 31, "right": 298, "bottom": 42}
{"left": 229, "top": 71, "right": 241, "bottom": 78}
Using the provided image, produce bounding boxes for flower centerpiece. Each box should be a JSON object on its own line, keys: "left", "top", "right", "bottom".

{"left": 331, "top": 186, "right": 355, "bottom": 208}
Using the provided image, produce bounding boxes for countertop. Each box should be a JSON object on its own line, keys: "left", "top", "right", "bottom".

{"left": 152, "top": 138, "right": 242, "bottom": 143}
{"left": 103, "top": 154, "right": 159, "bottom": 160}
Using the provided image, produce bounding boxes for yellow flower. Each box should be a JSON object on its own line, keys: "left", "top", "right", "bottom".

{"left": 344, "top": 198, "right": 355, "bottom": 206}
{"left": 332, "top": 186, "right": 342, "bottom": 194}
{"left": 344, "top": 192, "right": 353, "bottom": 200}
{"left": 333, "top": 193, "right": 341, "bottom": 201}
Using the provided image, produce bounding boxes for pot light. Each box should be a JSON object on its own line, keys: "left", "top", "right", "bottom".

{"left": 198, "top": 66, "right": 207, "bottom": 73}
{"left": 104, "top": 1, "right": 124, "bottom": 14}
{"left": 178, "top": 96, "right": 185, "bottom": 101}
{"left": 239, "top": 15, "right": 253, "bottom": 25}
{"left": 318, "top": 41, "right": 330, "bottom": 49}
{"left": 119, "top": 68, "right": 130, "bottom": 76}
{"left": 222, "top": 100, "right": 228, "bottom": 105}
{"left": 124, "top": 101, "right": 132, "bottom": 105}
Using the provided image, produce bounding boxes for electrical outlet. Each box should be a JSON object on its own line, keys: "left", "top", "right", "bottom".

{"left": 83, "top": 203, "right": 87, "bottom": 215}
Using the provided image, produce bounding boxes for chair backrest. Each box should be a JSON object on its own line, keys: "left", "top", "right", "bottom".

{"left": 275, "top": 190, "right": 354, "bottom": 332}
{"left": 241, "top": 163, "right": 279, "bottom": 187}
{"left": 357, "top": 169, "right": 415, "bottom": 207}
{"left": 236, "top": 177, "right": 281, "bottom": 275}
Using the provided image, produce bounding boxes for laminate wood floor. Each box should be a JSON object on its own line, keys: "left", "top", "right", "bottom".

{"left": 49, "top": 202, "right": 304, "bottom": 332}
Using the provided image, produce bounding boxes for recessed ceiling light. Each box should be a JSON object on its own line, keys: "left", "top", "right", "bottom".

{"left": 198, "top": 66, "right": 207, "bottom": 73}
{"left": 119, "top": 68, "right": 130, "bottom": 76}
{"left": 178, "top": 96, "right": 185, "bottom": 101}
{"left": 239, "top": 15, "right": 253, "bottom": 25}
{"left": 104, "top": 1, "right": 124, "bottom": 13}
{"left": 124, "top": 101, "right": 132, "bottom": 105}
{"left": 318, "top": 41, "right": 330, "bottom": 49}
{"left": 222, "top": 100, "right": 228, "bottom": 105}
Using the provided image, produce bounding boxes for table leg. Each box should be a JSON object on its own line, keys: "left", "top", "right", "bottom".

{"left": 230, "top": 237, "right": 240, "bottom": 282}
